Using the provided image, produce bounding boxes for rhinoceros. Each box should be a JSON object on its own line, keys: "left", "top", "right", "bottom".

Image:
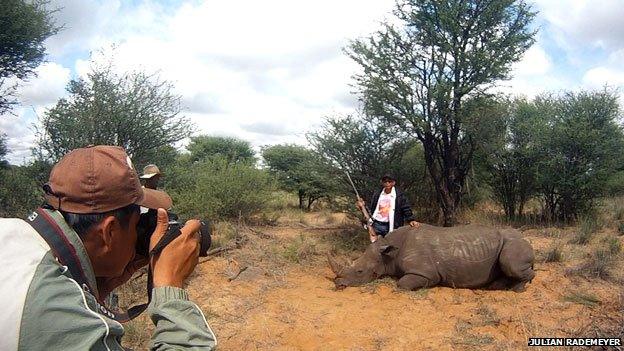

{"left": 329, "top": 224, "right": 535, "bottom": 292}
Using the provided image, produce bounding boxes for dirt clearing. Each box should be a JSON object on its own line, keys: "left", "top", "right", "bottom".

{"left": 122, "top": 214, "right": 623, "bottom": 350}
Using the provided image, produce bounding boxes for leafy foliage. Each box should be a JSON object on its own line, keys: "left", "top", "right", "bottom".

{"left": 307, "top": 114, "right": 441, "bottom": 221}
{"left": 36, "top": 60, "right": 192, "bottom": 165}
{"left": 169, "top": 157, "right": 275, "bottom": 220}
{"left": 0, "top": 163, "right": 46, "bottom": 217}
{"left": 307, "top": 114, "right": 409, "bottom": 201}
{"left": 186, "top": 135, "right": 255, "bottom": 165}
{"left": 479, "top": 98, "right": 546, "bottom": 218}
{"left": 478, "top": 90, "right": 624, "bottom": 222}
{"left": 537, "top": 90, "right": 624, "bottom": 221}
{"left": 0, "top": 0, "right": 60, "bottom": 115}
{"left": 262, "top": 144, "right": 338, "bottom": 210}
{"left": 347, "top": 0, "right": 537, "bottom": 225}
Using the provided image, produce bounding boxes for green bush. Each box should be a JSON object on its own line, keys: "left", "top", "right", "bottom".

{"left": 0, "top": 166, "right": 44, "bottom": 218}
{"left": 605, "top": 171, "right": 624, "bottom": 196}
{"left": 169, "top": 157, "right": 276, "bottom": 220}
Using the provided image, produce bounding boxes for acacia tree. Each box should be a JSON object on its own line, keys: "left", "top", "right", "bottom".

{"left": 347, "top": 0, "right": 536, "bottom": 225}
{"left": 307, "top": 114, "right": 410, "bottom": 201}
{"left": 262, "top": 144, "right": 337, "bottom": 210}
{"left": 0, "top": 0, "right": 60, "bottom": 115}
{"left": 475, "top": 97, "right": 547, "bottom": 219}
{"left": 36, "top": 61, "right": 192, "bottom": 165}
{"left": 537, "top": 90, "right": 624, "bottom": 221}
{"left": 186, "top": 135, "right": 255, "bottom": 165}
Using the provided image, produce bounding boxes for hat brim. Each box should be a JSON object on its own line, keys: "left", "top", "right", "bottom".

{"left": 139, "top": 172, "right": 160, "bottom": 179}
{"left": 136, "top": 188, "right": 172, "bottom": 210}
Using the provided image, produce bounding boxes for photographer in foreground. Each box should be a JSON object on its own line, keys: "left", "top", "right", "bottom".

{"left": 0, "top": 145, "right": 216, "bottom": 350}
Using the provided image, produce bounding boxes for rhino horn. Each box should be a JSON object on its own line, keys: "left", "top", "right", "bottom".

{"left": 327, "top": 254, "right": 343, "bottom": 276}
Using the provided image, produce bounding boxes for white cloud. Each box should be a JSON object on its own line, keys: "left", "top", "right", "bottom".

{"left": 8, "top": 0, "right": 624, "bottom": 164}
{"left": 582, "top": 67, "right": 624, "bottom": 88}
{"left": 45, "top": 0, "right": 122, "bottom": 58}
{"left": 533, "top": 0, "right": 624, "bottom": 51}
{"left": 17, "top": 63, "right": 71, "bottom": 106}
{"left": 512, "top": 45, "right": 551, "bottom": 76}
{"left": 61, "top": 0, "right": 394, "bottom": 151}
{"left": 0, "top": 109, "right": 38, "bottom": 164}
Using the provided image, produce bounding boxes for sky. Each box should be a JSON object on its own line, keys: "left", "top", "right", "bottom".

{"left": 2, "top": 0, "right": 624, "bottom": 164}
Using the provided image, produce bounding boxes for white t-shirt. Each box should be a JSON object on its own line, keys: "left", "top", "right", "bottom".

{"left": 372, "top": 189, "right": 395, "bottom": 223}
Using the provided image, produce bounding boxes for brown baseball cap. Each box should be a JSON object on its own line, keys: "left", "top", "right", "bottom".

{"left": 44, "top": 145, "right": 172, "bottom": 213}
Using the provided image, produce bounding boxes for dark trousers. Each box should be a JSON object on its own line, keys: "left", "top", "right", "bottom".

{"left": 372, "top": 220, "right": 390, "bottom": 236}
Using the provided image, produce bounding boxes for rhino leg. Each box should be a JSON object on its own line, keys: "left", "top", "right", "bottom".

{"left": 498, "top": 236, "right": 536, "bottom": 291}
{"left": 485, "top": 276, "right": 513, "bottom": 290}
{"left": 397, "top": 274, "right": 438, "bottom": 291}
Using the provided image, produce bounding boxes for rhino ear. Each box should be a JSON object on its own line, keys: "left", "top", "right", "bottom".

{"left": 379, "top": 244, "right": 397, "bottom": 256}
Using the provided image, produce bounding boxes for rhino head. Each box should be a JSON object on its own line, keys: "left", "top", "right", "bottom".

{"left": 328, "top": 237, "right": 398, "bottom": 289}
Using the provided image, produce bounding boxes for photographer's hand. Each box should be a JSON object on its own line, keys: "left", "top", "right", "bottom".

{"left": 150, "top": 208, "right": 201, "bottom": 288}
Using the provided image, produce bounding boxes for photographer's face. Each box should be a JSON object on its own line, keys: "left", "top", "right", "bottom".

{"left": 84, "top": 211, "right": 140, "bottom": 278}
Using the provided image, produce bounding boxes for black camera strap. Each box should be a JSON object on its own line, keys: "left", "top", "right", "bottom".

{"left": 26, "top": 208, "right": 150, "bottom": 323}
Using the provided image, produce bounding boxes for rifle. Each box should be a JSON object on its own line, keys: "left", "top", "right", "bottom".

{"left": 344, "top": 171, "right": 378, "bottom": 242}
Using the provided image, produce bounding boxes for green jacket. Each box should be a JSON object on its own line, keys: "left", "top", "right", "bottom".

{"left": 0, "top": 209, "right": 217, "bottom": 350}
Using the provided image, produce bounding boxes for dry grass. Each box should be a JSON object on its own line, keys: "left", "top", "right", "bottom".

{"left": 451, "top": 319, "right": 495, "bottom": 347}
{"left": 562, "top": 291, "right": 601, "bottom": 307}
{"left": 601, "top": 235, "right": 622, "bottom": 255}
{"left": 326, "top": 225, "right": 370, "bottom": 254}
{"left": 117, "top": 197, "right": 624, "bottom": 349}
{"left": 280, "top": 234, "right": 319, "bottom": 264}
{"left": 570, "top": 292, "right": 624, "bottom": 346}
{"left": 567, "top": 246, "right": 620, "bottom": 279}
{"left": 475, "top": 306, "right": 501, "bottom": 326}
{"left": 569, "top": 215, "right": 599, "bottom": 245}
{"left": 211, "top": 221, "right": 242, "bottom": 248}
{"left": 115, "top": 270, "right": 152, "bottom": 349}
{"left": 541, "top": 240, "right": 565, "bottom": 263}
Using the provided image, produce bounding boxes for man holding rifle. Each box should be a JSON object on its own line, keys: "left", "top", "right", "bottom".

{"left": 355, "top": 173, "right": 420, "bottom": 241}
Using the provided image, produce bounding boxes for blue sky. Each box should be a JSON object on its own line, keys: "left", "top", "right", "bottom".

{"left": 2, "top": 0, "right": 624, "bottom": 164}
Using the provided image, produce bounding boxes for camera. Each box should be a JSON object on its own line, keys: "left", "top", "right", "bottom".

{"left": 136, "top": 209, "right": 212, "bottom": 257}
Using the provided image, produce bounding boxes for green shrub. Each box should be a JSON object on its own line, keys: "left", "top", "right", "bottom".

{"left": 605, "top": 172, "right": 624, "bottom": 196}
{"left": 169, "top": 157, "right": 276, "bottom": 220}
{"left": 0, "top": 166, "right": 44, "bottom": 218}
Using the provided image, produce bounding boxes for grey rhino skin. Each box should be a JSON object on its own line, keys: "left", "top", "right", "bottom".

{"left": 330, "top": 224, "right": 535, "bottom": 291}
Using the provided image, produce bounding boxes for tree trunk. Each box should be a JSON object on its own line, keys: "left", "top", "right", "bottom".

{"left": 422, "top": 133, "right": 457, "bottom": 227}
{"left": 298, "top": 190, "right": 305, "bottom": 210}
